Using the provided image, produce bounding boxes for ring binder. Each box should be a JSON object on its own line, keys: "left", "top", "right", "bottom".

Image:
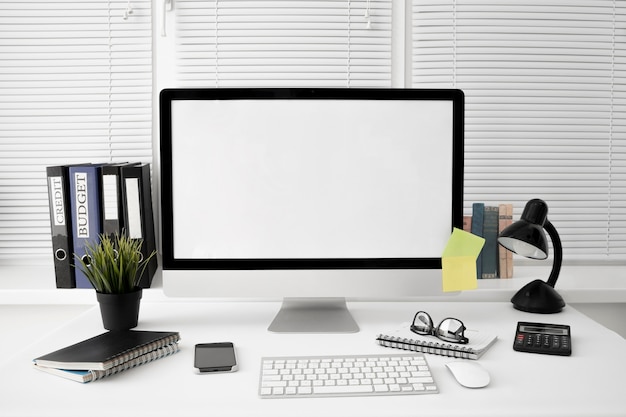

{"left": 46, "top": 166, "right": 75, "bottom": 288}
{"left": 120, "top": 163, "right": 158, "bottom": 288}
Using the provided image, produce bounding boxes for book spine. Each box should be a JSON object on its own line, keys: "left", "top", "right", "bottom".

{"left": 505, "top": 203, "right": 514, "bottom": 278}
{"left": 498, "top": 203, "right": 514, "bottom": 278}
{"left": 376, "top": 335, "right": 477, "bottom": 360}
{"left": 46, "top": 166, "right": 76, "bottom": 288}
{"left": 471, "top": 203, "right": 485, "bottom": 279}
{"left": 90, "top": 343, "right": 180, "bottom": 382}
{"left": 68, "top": 165, "right": 102, "bottom": 288}
{"left": 120, "top": 163, "right": 158, "bottom": 288}
{"left": 463, "top": 215, "right": 472, "bottom": 233}
{"left": 481, "top": 206, "right": 499, "bottom": 279}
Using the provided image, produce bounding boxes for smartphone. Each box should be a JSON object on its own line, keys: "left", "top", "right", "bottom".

{"left": 194, "top": 342, "right": 238, "bottom": 373}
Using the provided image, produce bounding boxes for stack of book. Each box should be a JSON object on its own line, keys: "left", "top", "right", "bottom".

{"left": 464, "top": 203, "right": 514, "bottom": 279}
{"left": 46, "top": 163, "right": 158, "bottom": 289}
{"left": 33, "top": 330, "right": 180, "bottom": 383}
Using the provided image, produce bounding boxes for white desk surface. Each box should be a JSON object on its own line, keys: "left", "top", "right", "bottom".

{"left": 1, "top": 301, "right": 625, "bottom": 417}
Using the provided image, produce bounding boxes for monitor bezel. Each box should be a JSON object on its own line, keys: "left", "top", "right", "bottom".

{"left": 159, "top": 88, "right": 464, "bottom": 271}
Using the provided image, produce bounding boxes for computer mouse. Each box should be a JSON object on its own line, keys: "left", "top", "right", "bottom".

{"left": 445, "top": 361, "right": 490, "bottom": 388}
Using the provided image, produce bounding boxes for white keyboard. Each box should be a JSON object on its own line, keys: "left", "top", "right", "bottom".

{"left": 259, "top": 353, "right": 438, "bottom": 398}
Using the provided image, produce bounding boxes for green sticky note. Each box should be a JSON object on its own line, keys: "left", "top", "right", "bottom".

{"left": 441, "top": 227, "right": 486, "bottom": 292}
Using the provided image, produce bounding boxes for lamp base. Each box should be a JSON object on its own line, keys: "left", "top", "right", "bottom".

{"left": 511, "top": 279, "right": 565, "bottom": 314}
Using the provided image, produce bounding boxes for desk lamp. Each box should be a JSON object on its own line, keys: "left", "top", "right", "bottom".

{"left": 498, "top": 199, "right": 565, "bottom": 313}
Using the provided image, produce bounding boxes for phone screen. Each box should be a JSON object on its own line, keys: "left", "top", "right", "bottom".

{"left": 194, "top": 342, "right": 237, "bottom": 372}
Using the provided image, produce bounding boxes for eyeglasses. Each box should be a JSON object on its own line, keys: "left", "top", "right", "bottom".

{"left": 410, "top": 311, "right": 469, "bottom": 344}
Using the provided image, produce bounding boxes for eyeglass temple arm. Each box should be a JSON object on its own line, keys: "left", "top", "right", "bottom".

{"left": 544, "top": 220, "right": 562, "bottom": 288}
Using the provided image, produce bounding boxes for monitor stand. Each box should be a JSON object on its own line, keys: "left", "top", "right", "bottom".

{"left": 268, "top": 297, "right": 360, "bottom": 333}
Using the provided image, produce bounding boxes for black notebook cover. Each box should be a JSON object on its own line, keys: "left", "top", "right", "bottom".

{"left": 34, "top": 330, "right": 180, "bottom": 371}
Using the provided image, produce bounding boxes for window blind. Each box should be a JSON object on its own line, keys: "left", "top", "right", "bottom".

{"left": 175, "top": 0, "right": 392, "bottom": 87}
{"left": 412, "top": 0, "right": 626, "bottom": 261}
{"left": 0, "top": 0, "right": 152, "bottom": 262}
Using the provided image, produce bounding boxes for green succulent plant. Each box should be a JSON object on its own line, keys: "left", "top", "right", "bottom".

{"left": 74, "top": 233, "right": 155, "bottom": 294}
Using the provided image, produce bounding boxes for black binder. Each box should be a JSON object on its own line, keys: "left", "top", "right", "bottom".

{"left": 100, "top": 163, "right": 139, "bottom": 239}
{"left": 46, "top": 166, "right": 75, "bottom": 288}
{"left": 68, "top": 164, "right": 103, "bottom": 288}
{"left": 120, "top": 163, "right": 158, "bottom": 288}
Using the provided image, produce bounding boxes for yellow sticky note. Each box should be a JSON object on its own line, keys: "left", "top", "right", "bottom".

{"left": 441, "top": 227, "right": 486, "bottom": 292}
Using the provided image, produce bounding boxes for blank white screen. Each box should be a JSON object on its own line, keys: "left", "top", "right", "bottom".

{"left": 171, "top": 99, "right": 453, "bottom": 260}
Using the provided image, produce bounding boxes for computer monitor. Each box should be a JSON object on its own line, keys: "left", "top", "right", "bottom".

{"left": 159, "top": 88, "right": 464, "bottom": 333}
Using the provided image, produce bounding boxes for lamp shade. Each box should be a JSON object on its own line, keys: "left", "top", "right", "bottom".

{"left": 498, "top": 199, "right": 549, "bottom": 260}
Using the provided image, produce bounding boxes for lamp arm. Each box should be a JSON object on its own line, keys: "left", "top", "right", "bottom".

{"left": 544, "top": 220, "right": 562, "bottom": 288}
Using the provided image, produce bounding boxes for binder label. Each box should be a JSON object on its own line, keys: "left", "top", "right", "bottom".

{"left": 102, "top": 175, "right": 119, "bottom": 220}
{"left": 74, "top": 172, "right": 90, "bottom": 238}
{"left": 125, "top": 178, "right": 143, "bottom": 239}
{"left": 49, "top": 176, "right": 66, "bottom": 226}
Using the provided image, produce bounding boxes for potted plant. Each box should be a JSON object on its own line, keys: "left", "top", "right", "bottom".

{"left": 75, "top": 233, "right": 156, "bottom": 331}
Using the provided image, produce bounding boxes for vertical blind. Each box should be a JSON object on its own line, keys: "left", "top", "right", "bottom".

{"left": 0, "top": 0, "right": 152, "bottom": 262}
{"left": 412, "top": 0, "right": 626, "bottom": 261}
{"left": 175, "top": 0, "right": 392, "bottom": 87}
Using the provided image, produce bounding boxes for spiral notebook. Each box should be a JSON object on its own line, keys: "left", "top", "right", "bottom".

{"left": 33, "top": 343, "right": 180, "bottom": 383}
{"left": 34, "top": 330, "right": 180, "bottom": 371}
{"left": 376, "top": 323, "right": 498, "bottom": 360}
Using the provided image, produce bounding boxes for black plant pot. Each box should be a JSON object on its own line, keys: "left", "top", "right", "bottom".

{"left": 96, "top": 287, "right": 142, "bottom": 331}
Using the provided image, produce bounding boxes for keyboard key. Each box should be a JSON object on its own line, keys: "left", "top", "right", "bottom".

{"left": 374, "top": 384, "right": 389, "bottom": 392}
{"left": 314, "top": 385, "right": 373, "bottom": 395}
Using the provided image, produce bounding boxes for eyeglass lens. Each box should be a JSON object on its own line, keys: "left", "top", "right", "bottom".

{"left": 435, "top": 318, "right": 466, "bottom": 343}
{"left": 412, "top": 311, "right": 433, "bottom": 334}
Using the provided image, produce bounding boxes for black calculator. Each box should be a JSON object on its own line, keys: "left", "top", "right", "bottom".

{"left": 513, "top": 322, "right": 572, "bottom": 356}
